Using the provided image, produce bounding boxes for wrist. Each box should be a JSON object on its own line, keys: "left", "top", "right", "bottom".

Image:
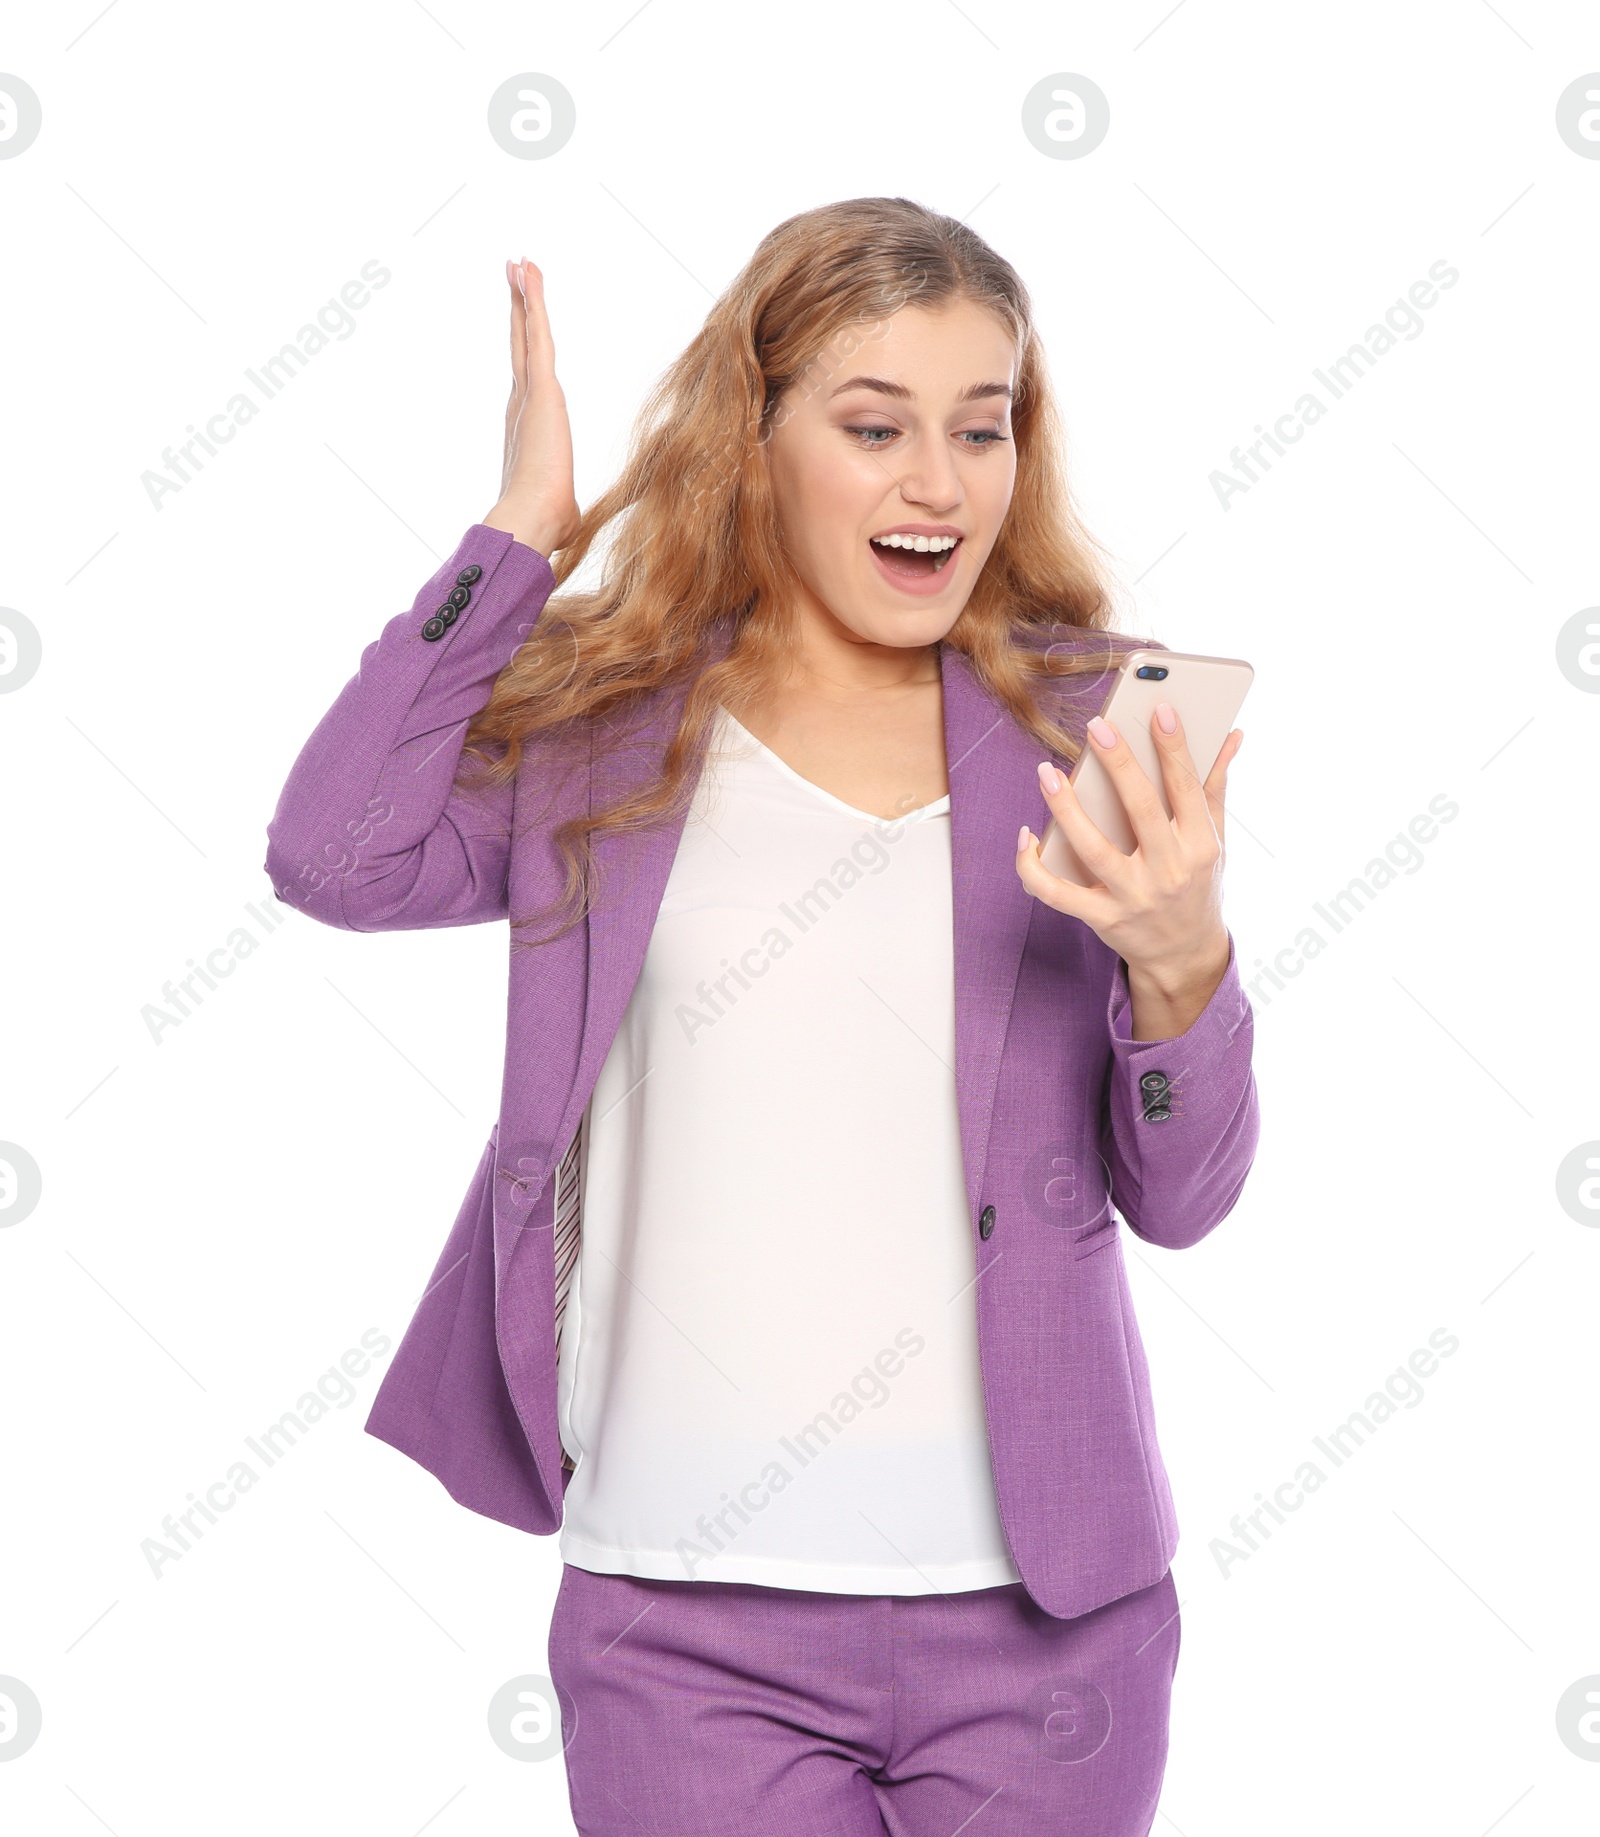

{"left": 1125, "top": 927, "right": 1230, "bottom": 1005}
{"left": 482, "top": 499, "right": 560, "bottom": 557}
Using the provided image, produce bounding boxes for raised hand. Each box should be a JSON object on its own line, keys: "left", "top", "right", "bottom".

{"left": 483, "top": 258, "right": 582, "bottom": 558}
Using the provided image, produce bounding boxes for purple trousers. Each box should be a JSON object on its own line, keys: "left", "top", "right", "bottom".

{"left": 546, "top": 1563, "right": 1181, "bottom": 1835}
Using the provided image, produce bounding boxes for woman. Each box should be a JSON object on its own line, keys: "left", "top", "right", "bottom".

{"left": 265, "top": 196, "right": 1258, "bottom": 1836}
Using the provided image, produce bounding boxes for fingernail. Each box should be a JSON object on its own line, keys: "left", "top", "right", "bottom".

{"left": 1156, "top": 701, "right": 1177, "bottom": 734}
{"left": 1018, "top": 825, "right": 1032, "bottom": 852}
{"left": 1088, "top": 716, "right": 1117, "bottom": 749}
{"left": 1037, "top": 760, "right": 1062, "bottom": 794}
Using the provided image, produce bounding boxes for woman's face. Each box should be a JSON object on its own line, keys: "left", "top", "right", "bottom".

{"left": 763, "top": 298, "right": 1019, "bottom": 649}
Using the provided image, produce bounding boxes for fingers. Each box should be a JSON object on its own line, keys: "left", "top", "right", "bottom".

{"left": 1014, "top": 824, "right": 1115, "bottom": 922}
{"left": 1146, "top": 701, "right": 1214, "bottom": 838}
{"left": 507, "top": 258, "right": 528, "bottom": 396}
{"left": 507, "top": 257, "right": 557, "bottom": 399}
{"left": 517, "top": 258, "right": 556, "bottom": 385}
{"left": 1031, "top": 760, "right": 1133, "bottom": 894}
{"left": 1201, "top": 727, "right": 1242, "bottom": 854}
{"left": 1077, "top": 715, "right": 1180, "bottom": 864}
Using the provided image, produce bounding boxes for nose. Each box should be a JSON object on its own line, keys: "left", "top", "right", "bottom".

{"left": 892, "top": 429, "right": 963, "bottom": 516}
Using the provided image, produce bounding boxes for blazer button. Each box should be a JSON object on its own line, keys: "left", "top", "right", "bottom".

{"left": 1144, "top": 1104, "right": 1172, "bottom": 1123}
{"left": 1140, "top": 1070, "right": 1170, "bottom": 1095}
{"left": 439, "top": 604, "right": 458, "bottom": 627}
{"left": 979, "top": 1204, "right": 996, "bottom": 1240}
{"left": 456, "top": 564, "right": 483, "bottom": 585}
{"left": 445, "top": 584, "right": 471, "bottom": 610}
{"left": 421, "top": 615, "right": 447, "bottom": 641}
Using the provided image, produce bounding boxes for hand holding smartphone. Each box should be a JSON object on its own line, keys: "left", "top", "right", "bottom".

{"left": 1037, "top": 650, "right": 1253, "bottom": 886}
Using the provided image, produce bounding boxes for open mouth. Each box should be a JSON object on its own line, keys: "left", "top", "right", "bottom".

{"left": 868, "top": 533, "right": 962, "bottom": 578}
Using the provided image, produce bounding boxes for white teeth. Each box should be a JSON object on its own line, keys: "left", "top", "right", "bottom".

{"left": 871, "top": 533, "right": 959, "bottom": 551}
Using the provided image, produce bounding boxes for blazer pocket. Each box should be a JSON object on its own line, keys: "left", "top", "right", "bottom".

{"left": 1071, "top": 1203, "right": 1120, "bottom": 1260}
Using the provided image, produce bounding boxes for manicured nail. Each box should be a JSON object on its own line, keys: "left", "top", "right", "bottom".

{"left": 1018, "top": 825, "right": 1032, "bottom": 852}
{"left": 1037, "top": 760, "right": 1062, "bottom": 794}
{"left": 1088, "top": 716, "right": 1117, "bottom": 749}
{"left": 1156, "top": 701, "right": 1177, "bottom": 734}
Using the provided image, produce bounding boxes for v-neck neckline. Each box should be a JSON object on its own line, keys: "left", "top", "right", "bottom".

{"left": 715, "top": 706, "right": 951, "bottom": 827}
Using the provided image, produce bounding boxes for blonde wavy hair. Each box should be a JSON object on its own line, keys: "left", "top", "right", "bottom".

{"left": 461, "top": 195, "right": 1131, "bottom": 944}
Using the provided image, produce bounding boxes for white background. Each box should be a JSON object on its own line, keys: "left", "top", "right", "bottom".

{"left": 2, "top": 1, "right": 1596, "bottom": 1831}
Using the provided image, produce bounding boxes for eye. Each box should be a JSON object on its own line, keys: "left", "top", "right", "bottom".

{"left": 959, "top": 431, "right": 1009, "bottom": 448}
{"left": 844, "top": 425, "right": 898, "bottom": 447}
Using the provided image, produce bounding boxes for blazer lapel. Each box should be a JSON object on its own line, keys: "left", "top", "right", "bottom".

{"left": 940, "top": 641, "right": 1053, "bottom": 1219}
{"left": 541, "top": 747, "right": 680, "bottom": 1176}
{"left": 545, "top": 628, "right": 734, "bottom": 1171}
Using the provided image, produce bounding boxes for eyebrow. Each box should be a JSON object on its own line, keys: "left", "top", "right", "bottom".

{"left": 827, "top": 376, "right": 1014, "bottom": 403}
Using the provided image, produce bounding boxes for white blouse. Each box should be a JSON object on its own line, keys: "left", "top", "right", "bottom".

{"left": 552, "top": 706, "right": 1021, "bottom": 1595}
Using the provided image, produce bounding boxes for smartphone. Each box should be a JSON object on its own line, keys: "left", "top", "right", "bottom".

{"left": 1037, "top": 649, "right": 1254, "bottom": 886}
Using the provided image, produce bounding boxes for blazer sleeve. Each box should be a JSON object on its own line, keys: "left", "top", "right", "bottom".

{"left": 263, "top": 523, "right": 557, "bottom": 932}
{"left": 1099, "top": 928, "right": 1259, "bottom": 1249}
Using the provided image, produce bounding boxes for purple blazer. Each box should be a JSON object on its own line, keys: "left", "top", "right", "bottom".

{"left": 264, "top": 523, "right": 1259, "bottom": 1621}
